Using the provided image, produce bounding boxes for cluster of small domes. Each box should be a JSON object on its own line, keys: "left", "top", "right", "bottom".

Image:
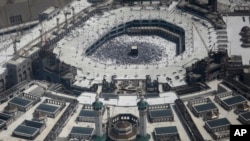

{"left": 240, "top": 26, "right": 250, "bottom": 48}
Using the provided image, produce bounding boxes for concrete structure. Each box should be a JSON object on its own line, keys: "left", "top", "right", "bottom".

{"left": 148, "top": 104, "right": 174, "bottom": 122}
{"left": 6, "top": 57, "right": 32, "bottom": 88}
{"left": 214, "top": 92, "right": 248, "bottom": 111}
{"left": 34, "top": 98, "right": 66, "bottom": 118}
{"left": 68, "top": 126, "right": 94, "bottom": 140}
{"left": 77, "top": 104, "right": 105, "bottom": 123}
{"left": 204, "top": 118, "right": 230, "bottom": 140}
{"left": 187, "top": 97, "right": 218, "bottom": 120}
{"left": 38, "top": 7, "right": 60, "bottom": 22}
{"left": 238, "top": 111, "right": 250, "bottom": 124}
{"left": 33, "top": 111, "right": 47, "bottom": 122}
{"left": 12, "top": 120, "right": 46, "bottom": 140}
{"left": 0, "top": 69, "right": 7, "bottom": 93}
{"left": 0, "top": 113, "right": 14, "bottom": 130}
{"left": 6, "top": 46, "right": 40, "bottom": 89}
{"left": 8, "top": 93, "right": 40, "bottom": 112}
{"left": 3, "top": 104, "right": 18, "bottom": 116}
{"left": 153, "top": 126, "right": 180, "bottom": 141}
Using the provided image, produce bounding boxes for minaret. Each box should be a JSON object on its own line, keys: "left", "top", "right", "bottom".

{"left": 136, "top": 95, "right": 150, "bottom": 141}
{"left": 92, "top": 93, "right": 106, "bottom": 141}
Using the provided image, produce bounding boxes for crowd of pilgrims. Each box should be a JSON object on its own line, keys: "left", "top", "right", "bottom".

{"left": 89, "top": 35, "right": 176, "bottom": 65}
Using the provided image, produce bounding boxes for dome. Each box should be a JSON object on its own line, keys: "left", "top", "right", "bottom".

{"left": 242, "top": 43, "right": 250, "bottom": 48}
{"left": 240, "top": 31, "right": 250, "bottom": 37}
{"left": 4, "top": 104, "right": 17, "bottom": 113}
{"left": 92, "top": 95, "right": 103, "bottom": 110}
{"left": 242, "top": 38, "right": 250, "bottom": 43}
{"left": 33, "top": 111, "right": 47, "bottom": 121}
{"left": 109, "top": 120, "right": 137, "bottom": 141}
{"left": 92, "top": 100, "right": 103, "bottom": 110}
{"left": 237, "top": 103, "right": 249, "bottom": 112}
{"left": 137, "top": 98, "right": 148, "bottom": 110}
{"left": 115, "top": 121, "right": 132, "bottom": 130}
{"left": 241, "top": 26, "right": 250, "bottom": 32}
{"left": 206, "top": 111, "right": 218, "bottom": 120}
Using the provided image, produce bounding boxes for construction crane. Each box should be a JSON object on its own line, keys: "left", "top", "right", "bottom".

{"left": 56, "top": 18, "right": 60, "bottom": 31}
{"left": 39, "top": 24, "right": 48, "bottom": 44}
{"left": 11, "top": 35, "right": 20, "bottom": 55}
{"left": 64, "top": 11, "right": 68, "bottom": 28}
{"left": 27, "top": 0, "right": 36, "bottom": 23}
{"left": 72, "top": 7, "right": 75, "bottom": 22}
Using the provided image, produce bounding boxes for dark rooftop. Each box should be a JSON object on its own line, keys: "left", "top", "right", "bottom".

{"left": 223, "top": 95, "right": 247, "bottom": 106}
{"left": 70, "top": 127, "right": 94, "bottom": 135}
{"left": 79, "top": 110, "right": 96, "bottom": 117}
{"left": 109, "top": 126, "right": 137, "bottom": 139}
{"left": 206, "top": 118, "right": 230, "bottom": 129}
{"left": 36, "top": 103, "right": 59, "bottom": 113}
{"left": 239, "top": 111, "right": 250, "bottom": 120}
{"left": 193, "top": 102, "right": 217, "bottom": 113}
{"left": 154, "top": 126, "right": 178, "bottom": 135}
{"left": 0, "top": 113, "right": 12, "bottom": 121}
{"left": 9, "top": 97, "right": 33, "bottom": 107}
{"left": 115, "top": 121, "right": 131, "bottom": 129}
{"left": 14, "top": 125, "right": 39, "bottom": 136}
{"left": 22, "top": 120, "right": 44, "bottom": 129}
{"left": 149, "top": 109, "right": 173, "bottom": 118}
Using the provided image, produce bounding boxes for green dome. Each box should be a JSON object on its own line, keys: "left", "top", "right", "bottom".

{"left": 92, "top": 100, "right": 103, "bottom": 110}
{"left": 136, "top": 134, "right": 151, "bottom": 141}
{"left": 137, "top": 99, "right": 148, "bottom": 110}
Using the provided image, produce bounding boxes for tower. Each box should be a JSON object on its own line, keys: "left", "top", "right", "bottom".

{"left": 136, "top": 95, "right": 150, "bottom": 141}
{"left": 92, "top": 93, "right": 106, "bottom": 141}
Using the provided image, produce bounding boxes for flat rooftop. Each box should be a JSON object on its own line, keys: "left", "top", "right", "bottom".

{"left": 36, "top": 103, "right": 60, "bottom": 113}
{"left": 0, "top": 96, "right": 70, "bottom": 141}
{"left": 149, "top": 109, "right": 173, "bottom": 118}
{"left": 22, "top": 120, "right": 44, "bottom": 129}
{"left": 205, "top": 118, "right": 230, "bottom": 129}
{"left": 0, "top": 113, "right": 12, "bottom": 120}
{"left": 70, "top": 126, "right": 94, "bottom": 135}
{"left": 58, "top": 104, "right": 96, "bottom": 139}
{"left": 59, "top": 103, "right": 190, "bottom": 141}
{"left": 239, "top": 111, "right": 250, "bottom": 121}
{"left": 184, "top": 94, "right": 244, "bottom": 140}
{"left": 78, "top": 109, "right": 95, "bottom": 117}
{"left": 193, "top": 102, "right": 217, "bottom": 113}
{"left": 9, "top": 97, "right": 33, "bottom": 107}
{"left": 23, "top": 84, "right": 44, "bottom": 96}
{"left": 13, "top": 125, "right": 39, "bottom": 136}
{"left": 154, "top": 126, "right": 178, "bottom": 135}
{"left": 222, "top": 95, "right": 247, "bottom": 106}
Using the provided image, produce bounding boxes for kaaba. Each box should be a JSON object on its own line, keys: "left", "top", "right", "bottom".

{"left": 130, "top": 46, "right": 138, "bottom": 56}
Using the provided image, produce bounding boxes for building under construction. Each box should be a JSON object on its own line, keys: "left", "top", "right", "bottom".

{"left": 0, "top": 0, "right": 73, "bottom": 30}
